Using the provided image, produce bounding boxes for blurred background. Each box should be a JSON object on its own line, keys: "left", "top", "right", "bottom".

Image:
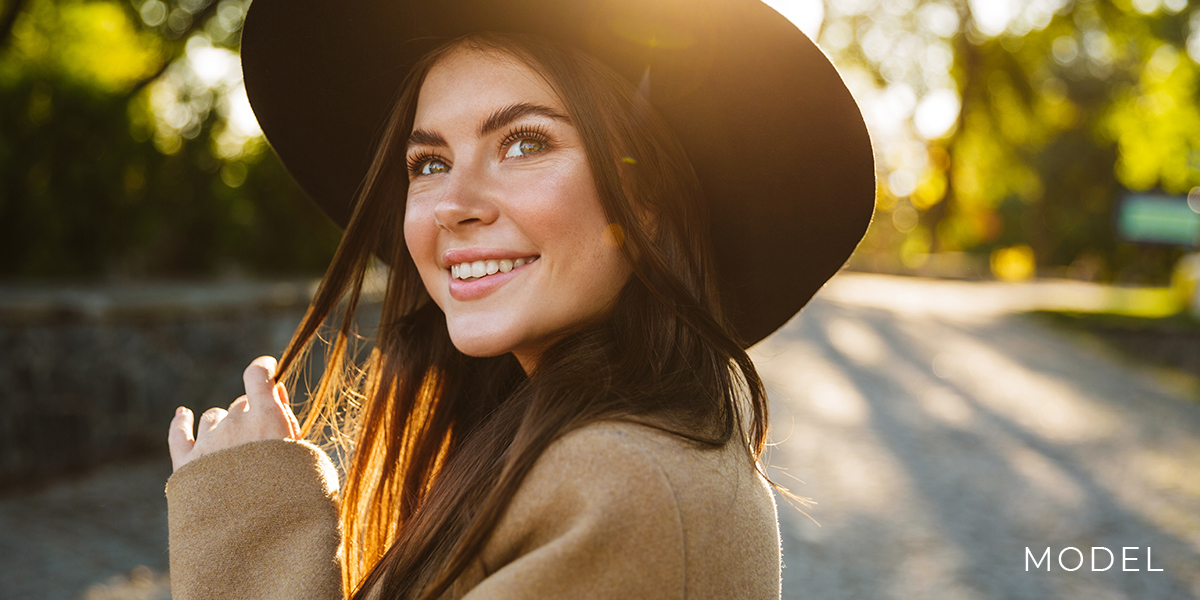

{"left": 1, "top": 0, "right": 1199, "bottom": 598}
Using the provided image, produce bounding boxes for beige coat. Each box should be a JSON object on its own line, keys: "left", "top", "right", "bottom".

{"left": 166, "top": 421, "right": 782, "bottom": 599}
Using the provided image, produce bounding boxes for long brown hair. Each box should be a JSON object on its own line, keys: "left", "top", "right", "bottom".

{"left": 275, "top": 32, "right": 771, "bottom": 600}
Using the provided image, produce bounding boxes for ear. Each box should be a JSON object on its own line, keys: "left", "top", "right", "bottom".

{"left": 615, "top": 157, "right": 659, "bottom": 240}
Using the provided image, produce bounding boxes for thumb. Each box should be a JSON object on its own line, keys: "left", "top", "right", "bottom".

{"left": 244, "top": 356, "right": 278, "bottom": 411}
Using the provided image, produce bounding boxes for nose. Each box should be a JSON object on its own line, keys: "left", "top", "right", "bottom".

{"left": 433, "top": 164, "right": 501, "bottom": 232}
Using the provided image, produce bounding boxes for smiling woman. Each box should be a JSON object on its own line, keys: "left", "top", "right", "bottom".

{"left": 163, "top": 1, "right": 875, "bottom": 599}
{"left": 404, "top": 49, "right": 633, "bottom": 368}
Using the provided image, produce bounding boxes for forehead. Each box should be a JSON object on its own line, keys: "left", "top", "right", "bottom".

{"left": 413, "top": 48, "right": 564, "bottom": 125}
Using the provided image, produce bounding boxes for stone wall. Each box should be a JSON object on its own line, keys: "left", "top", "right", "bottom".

{"left": 0, "top": 281, "right": 374, "bottom": 488}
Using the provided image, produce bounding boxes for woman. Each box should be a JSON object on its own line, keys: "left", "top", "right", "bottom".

{"left": 165, "top": 0, "right": 874, "bottom": 598}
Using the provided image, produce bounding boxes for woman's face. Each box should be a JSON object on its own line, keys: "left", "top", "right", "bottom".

{"left": 403, "top": 48, "right": 632, "bottom": 372}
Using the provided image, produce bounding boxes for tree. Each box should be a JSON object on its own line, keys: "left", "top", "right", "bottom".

{"left": 822, "top": 0, "right": 1200, "bottom": 283}
{"left": 0, "top": 0, "right": 340, "bottom": 279}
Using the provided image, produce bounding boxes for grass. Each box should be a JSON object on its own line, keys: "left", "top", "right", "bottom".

{"left": 1031, "top": 309, "right": 1200, "bottom": 400}
{"left": 1033, "top": 309, "right": 1200, "bottom": 333}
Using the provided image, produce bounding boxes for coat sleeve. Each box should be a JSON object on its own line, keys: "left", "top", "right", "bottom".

{"left": 463, "top": 424, "right": 688, "bottom": 600}
{"left": 165, "top": 438, "right": 344, "bottom": 600}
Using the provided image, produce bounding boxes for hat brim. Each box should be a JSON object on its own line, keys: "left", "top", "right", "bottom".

{"left": 241, "top": 0, "right": 876, "bottom": 348}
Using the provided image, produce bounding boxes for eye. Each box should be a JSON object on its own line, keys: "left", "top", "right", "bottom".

{"left": 407, "top": 152, "right": 450, "bottom": 177}
{"left": 420, "top": 158, "right": 451, "bottom": 175}
{"left": 504, "top": 137, "right": 546, "bottom": 159}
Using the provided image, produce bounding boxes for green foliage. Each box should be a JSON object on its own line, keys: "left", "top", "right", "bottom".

{"left": 1103, "top": 44, "right": 1200, "bottom": 193}
{"left": 8, "top": 0, "right": 163, "bottom": 91}
{"left": 830, "top": 0, "right": 1200, "bottom": 284}
{"left": 0, "top": 0, "right": 339, "bottom": 280}
{"left": 6, "top": 0, "right": 1200, "bottom": 283}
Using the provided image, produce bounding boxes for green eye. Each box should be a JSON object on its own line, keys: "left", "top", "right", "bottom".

{"left": 505, "top": 138, "right": 545, "bottom": 158}
{"left": 421, "top": 159, "right": 450, "bottom": 175}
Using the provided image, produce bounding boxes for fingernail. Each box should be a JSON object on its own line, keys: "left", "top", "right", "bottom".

{"left": 175, "top": 406, "right": 186, "bottom": 416}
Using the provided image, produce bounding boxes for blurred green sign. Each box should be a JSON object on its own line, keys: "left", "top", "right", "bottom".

{"left": 1117, "top": 194, "right": 1200, "bottom": 246}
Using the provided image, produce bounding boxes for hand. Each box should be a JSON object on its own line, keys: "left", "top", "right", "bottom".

{"left": 168, "top": 356, "right": 302, "bottom": 473}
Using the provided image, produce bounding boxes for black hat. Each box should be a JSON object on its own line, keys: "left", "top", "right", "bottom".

{"left": 240, "top": 0, "right": 876, "bottom": 347}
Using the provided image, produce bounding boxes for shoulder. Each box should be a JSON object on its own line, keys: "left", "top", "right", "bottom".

{"left": 531, "top": 421, "right": 766, "bottom": 520}
{"left": 491, "top": 421, "right": 687, "bottom": 549}
{"left": 502, "top": 420, "right": 767, "bottom": 537}
{"left": 467, "top": 421, "right": 780, "bottom": 600}
{"left": 529, "top": 422, "right": 782, "bottom": 600}
{"left": 473, "top": 421, "right": 688, "bottom": 598}
{"left": 530, "top": 420, "right": 690, "bottom": 493}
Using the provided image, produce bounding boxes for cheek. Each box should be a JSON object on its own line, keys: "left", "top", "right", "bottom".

{"left": 403, "top": 201, "right": 440, "bottom": 290}
{"left": 535, "top": 172, "right": 629, "bottom": 291}
{"left": 402, "top": 206, "right": 421, "bottom": 255}
{"left": 530, "top": 169, "right": 609, "bottom": 243}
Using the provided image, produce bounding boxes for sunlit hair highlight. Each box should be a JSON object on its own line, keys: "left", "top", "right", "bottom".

{"left": 274, "top": 31, "right": 775, "bottom": 600}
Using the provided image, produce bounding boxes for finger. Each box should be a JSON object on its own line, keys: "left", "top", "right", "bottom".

{"left": 228, "top": 395, "right": 250, "bottom": 414}
{"left": 275, "top": 383, "right": 302, "bottom": 439}
{"left": 244, "top": 356, "right": 278, "bottom": 413}
{"left": 168, "top": 407, "right": 195, "bottom": 471}
{"left": 198, "top": 407, "right": 228, "bottom": 437}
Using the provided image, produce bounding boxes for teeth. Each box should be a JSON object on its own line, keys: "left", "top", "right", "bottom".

{"left": 450, "top": 256, "right": 538, "bottom": 281}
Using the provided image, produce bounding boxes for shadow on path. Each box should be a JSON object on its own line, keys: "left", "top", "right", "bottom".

{"left": 762, "top": 297, "right": 1200, "bottom": 600}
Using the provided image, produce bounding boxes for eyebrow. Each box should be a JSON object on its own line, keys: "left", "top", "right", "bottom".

{"left": 407, "top": 129, "right": 447, "bottom": 149}
{"left": 478, "top": 102, "right": 570, "bottom": 137}
{"left": 406, "top": 102, "right": 570, "bottom": 150}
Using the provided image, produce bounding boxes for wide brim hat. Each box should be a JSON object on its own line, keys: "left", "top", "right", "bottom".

{"left": 240, "top": 0, "right": 876, "bottom": 348}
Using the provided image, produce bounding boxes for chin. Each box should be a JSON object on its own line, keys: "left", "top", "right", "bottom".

{"left": 445, "top": 321, "right": 526, "bottom": 359}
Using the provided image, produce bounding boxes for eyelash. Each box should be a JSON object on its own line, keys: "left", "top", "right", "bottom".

{"left": 405, "top": 125, "right": 555, "bottom": 177}
{"left": 406, "top": 150, "right": 440, "bottom": 177}
{"left": 498, "top": 125, "right": 553, "bottom": 155}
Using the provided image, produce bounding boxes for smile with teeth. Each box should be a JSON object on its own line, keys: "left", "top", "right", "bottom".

{"left": 450, "top": 256, "right": 539, "bottom": 281}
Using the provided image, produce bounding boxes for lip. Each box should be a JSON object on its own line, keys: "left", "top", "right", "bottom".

{"left": 442, "top": 247, "right": 538, "bottom": 268}
{"left": 447, "top": 257, "right": 538, "bottom": 302}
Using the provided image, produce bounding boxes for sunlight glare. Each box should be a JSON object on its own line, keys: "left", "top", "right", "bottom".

{"left": 968, "top": 0, "right": 1014, "bottom": 37}
{"left": 913, "top": 88, "right": 961, "bottom": 139}
{"left": 762, "top": 0, "right": 824, "bottom": 39}
{"left": 186, "top": 36, "right": 240, "bottom": 88}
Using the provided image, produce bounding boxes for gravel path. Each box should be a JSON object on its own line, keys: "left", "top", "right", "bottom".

{"left": 758, "top": 274, "right": 1200, "bottom": 599}
{"left": 0, "top": 457, "right": 172, "bottom": 599}
{"left": 2, "top": 273, "right": 1198, "bottom": 599}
